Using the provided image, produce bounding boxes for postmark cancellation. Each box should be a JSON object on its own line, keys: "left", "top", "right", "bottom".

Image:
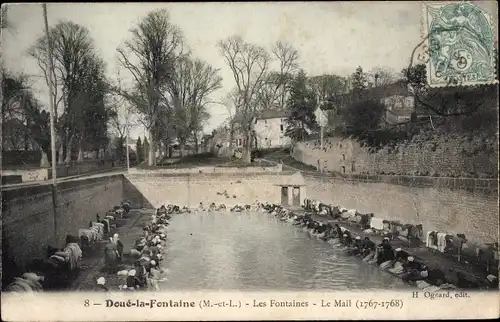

{"left": 422, "top": 2, "right": 497, "bottom": 88}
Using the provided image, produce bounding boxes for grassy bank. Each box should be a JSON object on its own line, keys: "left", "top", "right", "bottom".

{"left": 262, "top": 149, "right": 317, "bottom": 172}
{"left": 136, "top": 152, "right": 277, "bottom": 170}
{"left": 137, "top": 153, "right": 230, "bottom": 169}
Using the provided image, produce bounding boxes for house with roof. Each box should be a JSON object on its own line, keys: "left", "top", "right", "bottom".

{"left": 229, "top": 108, "right": 291, "bottom": 151}
{"left": 321, "top": 80, "right": 419, "bottom": 126}
{"left": 252, "top": 109, "right": 291, "bottom": 149}
{"left": 126, "top": 137, "right": 137, "bottom": 153}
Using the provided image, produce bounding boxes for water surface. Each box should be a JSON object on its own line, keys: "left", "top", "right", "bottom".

{"left": 160, "top": 211, "right": 410, "bottom": 291}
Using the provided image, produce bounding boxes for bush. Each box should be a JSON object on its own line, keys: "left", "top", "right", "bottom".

{"left": 343, "top": 99, "right": 385, "bottom": 134}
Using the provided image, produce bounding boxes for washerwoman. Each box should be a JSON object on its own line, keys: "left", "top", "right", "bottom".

{"left": 104, "top": 237, "right": 120, "bottom": 274}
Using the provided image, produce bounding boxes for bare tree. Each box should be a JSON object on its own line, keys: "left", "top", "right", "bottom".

{"left": 116, "top": 9, "right": 184, "bottom": 166}
{"left": 217, "top": 36, "right": 270, "bottom": 163}
{"left": 221, "top": 88, "right": 241, "bottom": 149}
{"left": 308, "top": 74, "right": 347, "bottom": 111}
{"left": 29, "top": 21, "right": 97, "bottom": 163}
{"left": 167, "top": 55, "right": 222, "bottom": 156}
{"left": 271, "top": 41, "right": 299, "bottom": 108}
{"left": 369, "top": 67, "right": 398, "bottom": 87}
{"left": 255, "top": 41, "right": 299, "bottom": 110}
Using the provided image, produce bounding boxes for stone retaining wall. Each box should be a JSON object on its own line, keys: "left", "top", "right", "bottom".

{"left": 2, "top": 160, "right": 116, "bottom": 183}
{"left": 128, "top": 164, "right": 282, "bottom": 175}
{"left": 303, "top": 173, "right": 498, "bottom": 244}
{"left": 1, "top": 175, "right": 123, "bottom": 271}
{"left": 123, "top": 173, "right": 287, "bottom": 209}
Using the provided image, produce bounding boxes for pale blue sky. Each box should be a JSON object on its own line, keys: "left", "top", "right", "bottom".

{"left": 2, "top": 2, "right": 497, "bottom": 139}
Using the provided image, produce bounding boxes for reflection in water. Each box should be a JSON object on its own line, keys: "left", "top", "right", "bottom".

{"left": 160, "top": 212, "right": 410, "bottom": 291}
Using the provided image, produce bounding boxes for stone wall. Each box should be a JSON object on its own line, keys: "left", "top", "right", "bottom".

{"left": 1, "top": 175, "right": 123, "bottom": 271}
{"left": 303, "top": 172, "right": 498, "bottom": 244}
{"left": 2, "top": 160, "right": 117, "bottom": 183}
{"left": 293, "top": 134, "right": 498, "bottom": 178}
{"left": 128, "top": 164, "right": 282, "bottom": 175}
{"left": 123, "top": 173, "right": 292, "bottom": 209}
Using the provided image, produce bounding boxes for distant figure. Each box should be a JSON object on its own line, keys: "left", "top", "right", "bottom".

{"left": 113, "top": 234, "right": 124, "bottom": 262}
{"left": 104, "top": 237, "right": 119, "bottom": 274}
{"left": 148, "top": 260, "right": 167, "bottom": 291}
{"left": 376, "top": 237, "right": 395, "bottom": 265}
{"left": 125, "top": 270, "right": 139, "bottom": 291}
{"left": 401, "top": 257, "right": 428, "bottom": 283}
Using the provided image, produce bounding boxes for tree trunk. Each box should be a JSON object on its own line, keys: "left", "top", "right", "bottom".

{"left": 194, "top": 135, "right": 199, "bottom": 154}
{"left": 40, "top": 150, "right": 50, "bottom": 168}
{"left": 241, "top": 132, "right": 251, "bottom": 164}
{"left": 143, "top": 144, "right": 149, "bottom": 164}
{"left": 229, "top": 124, "right": 235, "bottom": 148}
{"left": 58, "top": 141, "right": 64, "bottom": 164}
{"left": 24, "top": 117, "right": 29, "bottom": 151}
{"left": 77, "top": 147, "right": 84, "bottom": 162}
{"left": 64, "top": 141, "right": 72, "bottom": 163}
{"left": 158, "top": 141, "right": 164, "bottom": 158}
{"left": 148, "top": 130, "right": 155, "bottom": 166}
{"left": 77, "top": 138, "right": 84, "bottom": 162}
{"left": 179, "top": 140, "right": 185, "bottom": 158}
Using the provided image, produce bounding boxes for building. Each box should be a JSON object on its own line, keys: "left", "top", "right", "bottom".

{"left": 321, "top": 80, "right": 417, "bottom": 127}
{"left": 213, "top": 108, "right": 291, "bottom": 157}
{"left": 125, "top": 137, "right": 137, "bottom": 154}
{"left": 201, "top": 134, "right": 214, "bottom": 153}
{"left": 252, "top": 109, "right": 291, "bottom": 149}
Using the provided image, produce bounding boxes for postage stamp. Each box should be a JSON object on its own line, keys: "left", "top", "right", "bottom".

{"left": 422, "top": 2, "right": 497, "bottom": 87}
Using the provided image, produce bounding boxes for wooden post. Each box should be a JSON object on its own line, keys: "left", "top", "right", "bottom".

{"left": 43, "top": 3, "right": 58, "bottom": 246}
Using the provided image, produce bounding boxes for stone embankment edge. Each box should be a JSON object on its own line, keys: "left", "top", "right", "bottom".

{"left": 276, "top": 206, "right": 495, "bottom": 291}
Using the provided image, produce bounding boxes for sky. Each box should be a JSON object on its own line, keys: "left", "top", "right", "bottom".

{"left": 2, "top": 2, "right": 497, "bottom": 140}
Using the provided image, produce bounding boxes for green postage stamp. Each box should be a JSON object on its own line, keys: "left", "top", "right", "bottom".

{"left": 422, "top": 2, "right": 497, "bottom": 87}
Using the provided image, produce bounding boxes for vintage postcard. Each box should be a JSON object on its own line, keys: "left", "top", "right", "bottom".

{"left": 1, "top": 1, "right": 498, "bottom": 321}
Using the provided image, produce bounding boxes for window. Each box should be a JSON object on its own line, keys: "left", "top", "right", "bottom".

{"left": 351, "top": 161, "right": 356, "bottom": 172}
{"left": 342, "top": 154, "right": 345, "bottom": 161}
{"left": 280, "top": 124, "right": 284, "bottom": 132}
{"left": 265, "top": 120, "right": 267, "bottom": 124}
{"left": 341, "top": 166, "right": 346, "bottom": 174}
{"left": 237, "top": 139, "right": 242, "bottom": 146}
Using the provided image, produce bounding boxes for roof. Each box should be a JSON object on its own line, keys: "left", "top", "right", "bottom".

{"left": 256, "top": 109, "right": 289, "bottom": 120}
{"left": 231, "top": 114, "right": 245, "bottom": 124}
{"left": 276, "top": 172, "right": 306, "bottom": 186}
{"left": 386, "top": 109, "right": 412, "bottom": 117}
{"left": 231, "top": 109, "right": 289, "bottom": 123}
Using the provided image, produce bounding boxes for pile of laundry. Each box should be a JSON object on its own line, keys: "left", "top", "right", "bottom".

{"left": 4, "top": 234, "right": 83, "bottom": 292}
{"left": 230, "top": 204, "right": 253, "bottom": 212}
{"left": 198, "top": 202, "right": 263, "bottom": 213}
{"left": 156, "top": 204, "right": 191, "bottom": 214}
{"left": 3, "top": 273, "right": 45, "bottom": 293}
{"left": 200, "top": 202, "right": 228, "bottom": 212}
{"left": 216, "top": 190, "right": 237, "bottom": 199}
